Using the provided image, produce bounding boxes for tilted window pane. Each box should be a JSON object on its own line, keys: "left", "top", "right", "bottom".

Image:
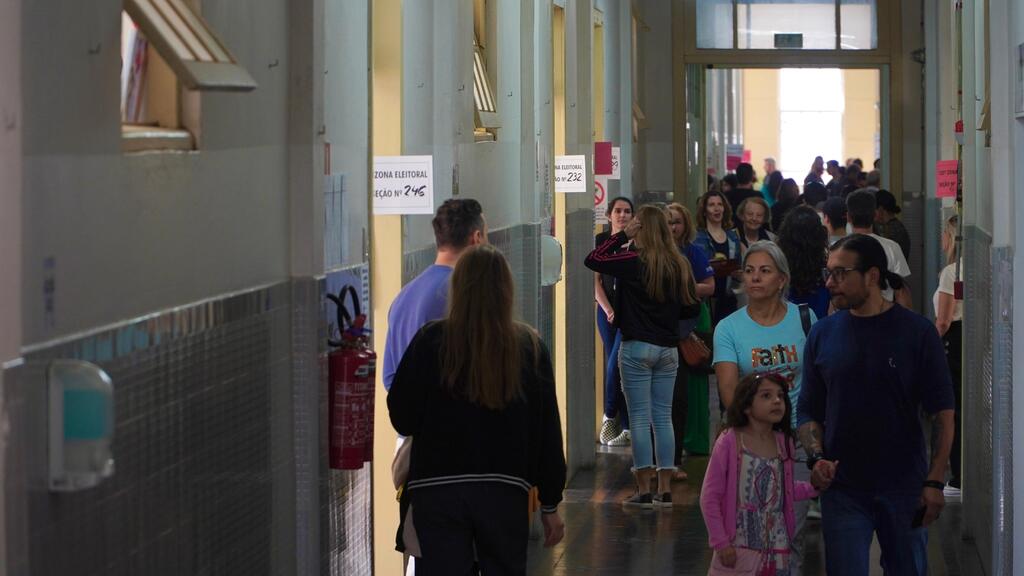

{"left": 840, "top": 0, "right": 877, "bottom": 49}
{"left": 696, "top": 0, "right": 734, "bottom": 49}
{"left": 737, "top": 1, "right": 836, "bottom": 50}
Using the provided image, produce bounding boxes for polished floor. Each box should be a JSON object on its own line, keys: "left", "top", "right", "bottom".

{"left": 525, "top": 446, "right": 985, "bottom": 575}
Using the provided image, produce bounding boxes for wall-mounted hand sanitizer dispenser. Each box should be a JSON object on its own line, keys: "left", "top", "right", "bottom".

{"left": 540, "top": 235, "right": 563, "bottom": 287}
{"left": 48, "top": 359, "right": 115, "bottom": 492}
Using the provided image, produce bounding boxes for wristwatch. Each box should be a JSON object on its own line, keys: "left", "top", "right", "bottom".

{"left": 923, "top": 480, "right": 945, "bottom": 491}
{"left": 806, "top": 453, "right": 825, "bottom": 470}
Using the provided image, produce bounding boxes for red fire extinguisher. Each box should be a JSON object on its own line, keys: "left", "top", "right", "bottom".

{"left": 327, "top": 285, "right": 376, "bottom": 470}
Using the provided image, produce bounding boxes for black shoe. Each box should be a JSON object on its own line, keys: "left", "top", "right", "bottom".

{"left": 623, "top": 492, "right": 653, "bottom": 508}
{"left": 653, "top": 492, "right": 673, "bottom": 508}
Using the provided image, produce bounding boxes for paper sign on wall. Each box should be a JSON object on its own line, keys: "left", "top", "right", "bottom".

{"left": 373, "top": 155, "right": 434, "bottom": 215}
{"left": 935, "top": 160, "right": 958, "bottom": 198}
{"left": 611, "top": 147, "right": 621, "bottom": 180}
{"left": 555, "top": 155, "right": 587, "bottom": 193}
{"left": 594, "top": 176, "right": 609, "bottom": 226}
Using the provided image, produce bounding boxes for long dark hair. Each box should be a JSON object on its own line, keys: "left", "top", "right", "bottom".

{"left": 777, "top": 206, "right": 828, "bottom": 295}
{"left": 442, "top": 245, "right": 526, "bottom": 409}
{"left": 725, "top": 372, "right": 795, "bottom": 460}
{"left": 830, "top": 234, "right": 905, "bottom": 291}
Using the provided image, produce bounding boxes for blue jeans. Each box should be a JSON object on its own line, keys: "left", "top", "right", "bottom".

{"left": 596, "top": 308, "right": 628, "bottom": 429}
{"left": 618, "top": 339, "right": 677, "bottom": 470}
{"left": 821, "top": 488, "right": 928, "bottom": 575}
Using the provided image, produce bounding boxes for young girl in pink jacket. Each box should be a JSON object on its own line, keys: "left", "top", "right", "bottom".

{"left": 700, "top": 373, "right": 817, "bottom": 575}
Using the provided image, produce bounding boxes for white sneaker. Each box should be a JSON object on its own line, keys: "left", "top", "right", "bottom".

{"left": 599, "top": 418, "right": 620, "bottom": 445}
{"left": 607, "top": 429, "right": 631, "bottom": 446}
{"left": 943, "top": 485, "right": 962, "bottom": 502}
{"left": 807, "top": 498, "right": 822, "bottom": 519}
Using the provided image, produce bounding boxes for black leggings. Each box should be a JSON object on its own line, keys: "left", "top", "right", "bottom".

{"left": 944, "top": 321, "right": 963, "bottom": 487}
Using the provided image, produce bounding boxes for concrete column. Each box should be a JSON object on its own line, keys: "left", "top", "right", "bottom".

{"left": 0, "top": 0, "right": 22, "bottom": 573}
{"left": 287, "top": 0, "right": 326, "bottom": 574}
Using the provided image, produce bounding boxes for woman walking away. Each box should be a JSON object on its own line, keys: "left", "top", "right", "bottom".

{"left": 388, "top": 245, "right": 566, "bottom": 575}
{"left": 586, "top": 206, "right": 701, "bottom": 508}
{"left": 667, "top": 203, "right": 716, "bottom": 478}
{"left": 695, "top": 191, "right": 743, "bottom": 326}
{"left": 713, "top": 241, "right": 817, "bottom": 574}
{"left": 595, "top": 197, "right": 636, "bottom": 446}
{"left": 701, "top": 373, "right": 818, "bottom": 575}
{"left": 934, "top": 214, "right": 963, "bottom": 502}
{"left": 777, "top": 206, "right": 831, "bottom": 319}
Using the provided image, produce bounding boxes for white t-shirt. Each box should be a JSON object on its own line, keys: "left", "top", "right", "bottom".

{"left": 933, "top": 262, "right": 964, "bottom": 322}
{"left": 869, "top": 233, "right": 910, "bottom": 301}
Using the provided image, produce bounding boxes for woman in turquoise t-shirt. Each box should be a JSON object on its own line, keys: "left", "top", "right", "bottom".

{"left": 712, "top": 239, "right": 817, "bottom": 574}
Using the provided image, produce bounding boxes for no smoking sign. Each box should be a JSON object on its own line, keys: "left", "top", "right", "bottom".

{"left": 594, "top": 176, "right": 608, "bottom": 226}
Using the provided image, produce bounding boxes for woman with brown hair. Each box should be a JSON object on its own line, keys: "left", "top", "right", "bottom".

{"left": 388, "top": 244, "right": 566, "bottom": 575}
{"left": 586, "top": 205, "right": 701, "bottom": 507}
{"left": 694, "top": 190, "right": 743, "bottom": 325}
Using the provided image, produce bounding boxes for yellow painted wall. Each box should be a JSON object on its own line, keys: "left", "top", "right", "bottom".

{"left": 842, "top": 69, "right": 880, "bottom": 168}
{"left": 371, "top": 1, "right": 403, "bottom": 575}
{"left": 740, "top": 68, "right": 880, "bottom": 178}
{"left": 741, "top": 69, "right": 781, "bottom": 178}
{"left": 552, "top": 5, "right": 570, "bottom": 451}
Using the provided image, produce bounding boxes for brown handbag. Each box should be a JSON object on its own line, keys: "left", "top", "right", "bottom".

{"left": 678, "top": 332, "right": 711, "bottom": 368}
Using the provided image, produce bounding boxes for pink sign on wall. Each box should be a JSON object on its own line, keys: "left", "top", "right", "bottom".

{"left": 935, "top": 160, "right": 958, "bottom": 198}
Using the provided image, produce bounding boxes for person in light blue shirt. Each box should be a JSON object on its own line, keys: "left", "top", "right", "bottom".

{"left": 713, "top": 240, "right": 815, "bottom": 574}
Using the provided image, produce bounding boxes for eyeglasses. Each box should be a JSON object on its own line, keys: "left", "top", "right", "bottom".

{"left": 821, "top": 266, "right": 859, "bottom": 283}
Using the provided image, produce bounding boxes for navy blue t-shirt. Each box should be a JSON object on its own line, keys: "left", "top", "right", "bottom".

{"left": 796, "top": 304, "right": 954, "bottom": 493}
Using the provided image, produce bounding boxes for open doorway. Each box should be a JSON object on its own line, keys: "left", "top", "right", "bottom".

{"left": 704, "top": 67, "right": 883, "bottom": 193}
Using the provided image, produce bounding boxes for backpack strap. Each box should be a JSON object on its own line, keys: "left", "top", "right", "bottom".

{"left": 799, "top": 303, "right": 812, "bottom": 337}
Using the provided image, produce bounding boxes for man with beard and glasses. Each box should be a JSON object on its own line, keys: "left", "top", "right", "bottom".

{"left": 796, "top": 234, "right": 954, "bottom": 576}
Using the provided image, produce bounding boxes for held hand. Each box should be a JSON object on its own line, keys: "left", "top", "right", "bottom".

{"left": 920, "top": 486, "right": 945, "bottom": 527}
{"left": 718, "top": 546, "right": 737, "bottom": 568}
{"left": 623, "top": 219, "right": 641, "bottom": 239}
{"left": 541, "top": 512, "right": 565, "bottom": 547}
{"left": 811, "top": 460, "right": 838, "bottom": 491}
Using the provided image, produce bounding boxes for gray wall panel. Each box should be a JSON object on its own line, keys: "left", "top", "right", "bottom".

{"left": 963, "top": 225, "right": 993, "bottom": 575}
{"left": 2, "top": 272, "right": 374, "bottom": 576}
{"left": 5, "top": 283, "right": 292, "bottom": 576}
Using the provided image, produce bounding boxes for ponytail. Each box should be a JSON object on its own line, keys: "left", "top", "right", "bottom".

{"left": 882, "top": 270, "right": 904, "bottom": 291}
{"left": 830, "top": 234, "right": 904, "bottom": 292}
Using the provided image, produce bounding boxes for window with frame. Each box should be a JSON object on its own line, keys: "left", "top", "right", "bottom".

{"left": 473, "top": 0, "right": 500, "bottom": 142}
{"left": 121, "top": 0, "right": 256, "bottom": 153}
{"left": 695, "top": 0, "right": 878, "bottom": 51}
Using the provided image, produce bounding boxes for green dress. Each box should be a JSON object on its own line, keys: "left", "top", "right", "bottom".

{"left": 684, "top": 301, "right": 712, "bottom": 454}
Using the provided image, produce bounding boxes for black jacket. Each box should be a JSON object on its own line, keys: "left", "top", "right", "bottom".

{"left": 388, "top": 321, "right": 566, "bottom": 512}
{"left": 585, "top": 231, "right": 702, "bottom": 347}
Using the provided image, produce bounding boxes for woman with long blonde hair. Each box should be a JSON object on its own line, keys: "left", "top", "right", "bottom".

{"left": 389, "top": 244, "right": 566, "bottom": 574}
{"left": 586, "top": 205, "right": 700, "bottom": 508}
